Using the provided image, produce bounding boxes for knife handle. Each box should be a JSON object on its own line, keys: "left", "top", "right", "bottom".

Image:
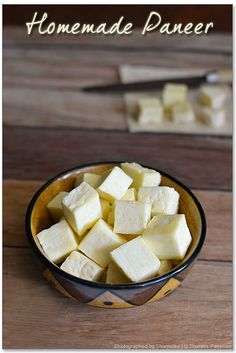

{"left": 207, "top": 69, "right": 232, "bottom": 84}
{"left": 217, "top": 69, "right": 232, "bottom": 83}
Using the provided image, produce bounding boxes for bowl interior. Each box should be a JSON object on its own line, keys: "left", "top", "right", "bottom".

{"left": 29, "top": 163, "right": 203, "bottom": 277}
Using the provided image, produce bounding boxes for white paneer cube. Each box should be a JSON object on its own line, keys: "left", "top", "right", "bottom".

{"left": 122, "top": 188, "right": 137, "bottom": 201}
{"left": 138, "top": 186, "right": 179, "bottom": 216}
{"left": 74, "top": 173, "right": 103, "bottom": 189}
{"left": 100, "top": 198, "right": 111, "bottom": 220}
{"left": 143, "top": 214, "right": 192, "bottom": 260}
{"left": 199, "top": 85, "right": 227, "bottom": 109}
{"left": 78, "top": 219, "right": 126, "bottom": 267}
{"left": 47, "top": 191, "right": 68, "bottom": 222}
{"left": 97, "top": 166, "right": 132, "bottom": 202}
{"left": 170, "top": 101, "right": 195, "bottom": 124}
{"left": 37, "top": 219, "right": 78, "bottom": 264}
{"left": 62, "top": 182, "right": 102, "bottom": 236}
{"left": 60, "top": 251, "right": 104, "bottom": 282}
{"left": 114, "top": 200, "right": 151, "bottom": 235}
{"left": 198, "top": 106, "right": 226, "bottom": 127}
{"left": 106, "top": 262, "right": 129, "bottom": 284}
{"left": 157, "top": 260, "right": 172, "bottom": 276}
{"left": 107, "top": 209, "right": 114, "bottom": 226}
{"left": 163, "top": 84, "right": 188, "bottom": 109}
{"left": 137, "top": 97, "right": 163, "bottom": 125}
{"left": 121, "top": 162, "right": 161, "bottom": 189}
{"left": 111, "top": 236, "right": 160, "bottom": 282}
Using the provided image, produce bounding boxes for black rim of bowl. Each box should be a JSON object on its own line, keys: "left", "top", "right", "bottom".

{"left": 25, "top": 161, "right": 207, "bottom": 289}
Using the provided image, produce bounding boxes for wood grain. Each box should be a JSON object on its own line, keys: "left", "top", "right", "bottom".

{"left": 3, "top": 27, "right": 232, "bottom": 53}
{"left": 3, "top": 127, "right": 232, "bottom": 190}
{"left": 3, "top": 247, "right": 232, "bottom": 349}
{"left": 3, "top": 179, "right": 232, "bottom": 262}
{"left": 3, "top": 87, "right": 126, "bottom": 130}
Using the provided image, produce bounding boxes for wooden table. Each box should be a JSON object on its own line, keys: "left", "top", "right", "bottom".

{"left": 3, "top": 27, "right": 232, "bottom": 349}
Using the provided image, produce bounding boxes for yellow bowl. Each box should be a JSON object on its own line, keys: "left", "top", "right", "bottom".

{"left": 25, "top": 162, "right": 206, "bottom": 309}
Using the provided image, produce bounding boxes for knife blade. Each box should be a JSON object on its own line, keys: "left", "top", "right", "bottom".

{"left": 83, "top": 70, "right": 232, "bottom": 93}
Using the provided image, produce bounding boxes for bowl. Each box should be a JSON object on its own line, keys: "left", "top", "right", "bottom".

{"left": 25, "top": 162, "right": 206, "bottom": 309}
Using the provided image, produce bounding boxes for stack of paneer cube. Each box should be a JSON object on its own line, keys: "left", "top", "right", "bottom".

{"left": 137, "top": 82, "right": 227, "bottom": 128}
{"left": 37, "top": 162, "right": 192, "bottom": 284}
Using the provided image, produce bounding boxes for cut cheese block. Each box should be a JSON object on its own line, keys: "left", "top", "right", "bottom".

{"left": 114, "top": 200, "right": 151, "bottom": 235}
{"left": 111, "top": 236, "right": 160, "bottom": 282}
{"left": 62, "top": 182, "right": 102, "bottom": 236}
{"left": 47, "top": 191, "right": 68, "bottom": 222}
{"left": 199, "top": 85, "right": 227, "bottom": 109}
{"left": 60, "top": 251, "right": 104, "bottom": 282}
{"left": 37, "top": 219, "right": 78, "bottom": 264}
{"left": 143, "top": 214, "right": 192, "bottom": 260}
{"left": 100, "top": 198, "right": 111, "bottom": 220}
{"left": 78, "top": 219, "right": 126, "bottom": 268}
{"left": 106, "top": 262, "right": 129, "bottom": 284}
{"left": 121, "top": 162, "right": 161, "bottom": 189}
{"left": 137, "top": 97, "right": 163, "bottom": 125}
{"left": 198, "top": 106, "right": 226, "bottom": 127}
{"left": 170, "top": 101, "right": 195, "bottom": 124}
{"left": 75, "top": 173, "right": 103, "bottom": 189}
{"left": 122, "top": 188, "right": 137, "bottom": 201}
{"left": 97, "top": 166, "right": 132, "bottom": 202}
{"left": 158, "top": 260, "right": 172, "bottom": 276}
{"left": 163, "top": 83, "right": 188, "bottom": 110}
{"left": 138, "top": 186, "right": 179, "bottom": 216}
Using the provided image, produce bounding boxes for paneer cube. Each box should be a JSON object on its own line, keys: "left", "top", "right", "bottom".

{"left": 106, "top": 262, "right": 129, "bottom": 284}
{"left": 75, "top": 173, "right": 103, "bottom": 189}
{"left": 97, "top": 166, "right": 132, "bottom": 202}
{"left": 138, "top": 186, "right": 179, "bottom": 216}
{"left": 198, "top": 106, "right": 226, "bottom": 127}
{"left": 114, "top": 200, "right": 151, "bottom": 235}
{"left": 47, "top": 191, "right": 68, "bottom": 222}
{"left": 143, "top": 214, "right": 192, "bottom": 260}
{"left": 62, "top": 182, "right": 102, "bottom": 236}
{"left": 78, "top": 219, "right": 126, "bottom": 267}
{"left": 121, "top": 162, "right": 161, "bottom": 189}
{"left": 170, "top": 101, "right": 195, "bottom": 124}
{"left": 137, "top": 97, "right": 163, "bottom": 125}
{"left": 60, "top": 251, "right": 104, "bottom": 282}
{"left": 199, "top": 85, "right": 227, "bottom": 109}
{"left": 163, "top": 83, "right": 188, "bottom": 109}
{"left": 157, "top": 260, "right": 172, "bottom": 276}
{"left": 37, "top": 219, "right": 78, "bottom": 264}
{"left": 111, "top": 236, "right": 160, "bottom": 282}
{"left": 100, "top": 198, "right": 111, "bottom": 221}
{"left": 122, "top": 188, "right": 137, "bottom": 201}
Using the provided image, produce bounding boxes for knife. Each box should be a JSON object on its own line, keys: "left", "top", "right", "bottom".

{"left": 83, "top": 69, "right": 232, "bottom": 93}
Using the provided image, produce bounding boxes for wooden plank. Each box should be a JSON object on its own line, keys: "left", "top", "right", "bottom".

{"left": 3, "top": 27, "right": 232, "bottom": 53}
{"left": 195, "top": 190, "right": 232, "bottom": 261}
{"left": 3, "top": 179, "right": 232, "bottom": 261}
{"left": 3, "top": 127, "right": 232, "bottom": 190}
{"left": 3, "top": 247, "right": 232, "bottom": 349}
{"left": 3, "top": 87, "right": 126, "bottom": 130}
{"left": 3, "top": 48, "right": 232, "bottom": 74}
